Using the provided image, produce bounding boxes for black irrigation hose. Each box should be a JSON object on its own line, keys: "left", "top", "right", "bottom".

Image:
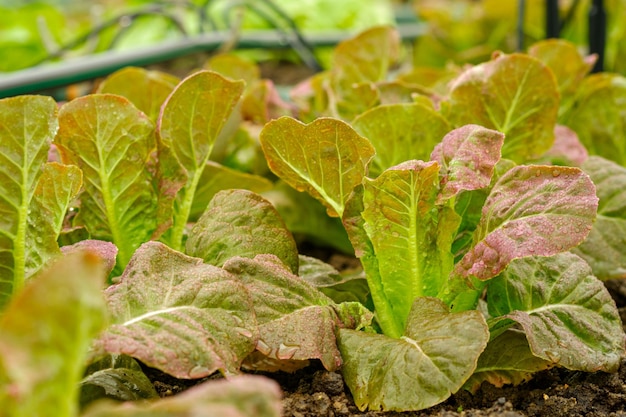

{"left": 589, "top": 0, "right": 606, "bottom": 72}
{"left": 546, "top": 0, "right": 560, "bottom": 38}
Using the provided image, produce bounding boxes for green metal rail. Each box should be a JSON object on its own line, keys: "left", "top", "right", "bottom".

{"left": 0, "top": 21, "right": 425, "bottom": 99}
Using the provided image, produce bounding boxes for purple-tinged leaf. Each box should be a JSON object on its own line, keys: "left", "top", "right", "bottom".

{"left": 352, "top": 103, "right": 451, "bottom": 177}
{"left": 97, "top": 67, "right": 179, "bottom": 121}
{"left": 463, "top": 329, "right": 553, "bottom": 393}
{"left": 260, "top": 117, "right": 375, "bottom": 217}
{"left": 0, "top": 251, "right": 107, "bottom": 417}
{"left": 189, "top": 161, "right": 272, "bottom": 222}
{"left": 445, "top": 53, "right": 559, "bottom": 163}
{"left": 339, "top": 297, "right": 488, "bottom": 412}
{"left": 488, "top": 253, "right": 625, "bottom": 372}
{"left": 25, "top": 162, "right": 82, "bottom": 279}
{"left": 573, "top": 156, "right": 626, "bottom": 279}
{"left": 560, "top": 73, "right": 626, "bottom": 166}
{"left": 0, "top": 95, "right": 57, "bottom": 307}
{"left": 454, "top": 165, "right": 598, "bottom": 280}
{"left": 55, "top": 94, "right": 157, "bottom": 269}
{"left": 430, "top": 124, "right": 504, "bottom": 201}
{"left": 81, "top": 375, "right": 282, "bottom": 417}
{"left": 186, "top": 189, "right": 298, "bottom": 273}
{"left": 361, "top": 160, "right": 458, "bottom": 335}
{"left": 157, "top": 71, "right": 245, "bottom": 250}
{"left": 539, "top": 125, "right": 589, "bottom": 166}
{"left": 223, "top": 254, "right": 369, "bottom": 371}
{"left": 93, "top": 242, "right": 257, "bottom": 379}
{"left": 60, "top": 240, "right": 118, "bottom": 277}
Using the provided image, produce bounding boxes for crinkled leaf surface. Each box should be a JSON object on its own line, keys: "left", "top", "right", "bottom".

{"left": 222, "top": 254, "right": 369, "bottom": 371}
{"left": 189, "top": 161, "right": 272, "bottom": 221}
{"left": 454, "top": 165, "right": 598, "bottom": 280}
{"left": 361, "top": 160, "right": 458, "bottom": 335}
{"left": 352, "top": 103, "right": 451, "bottom": 177}
{"left": 82, "top": 375, "right": 282, "bottom": 417}
{"left": 339, "top": 297, "right": 488, "bottom": 412}
{"left": 260, "top": 117, "right": 375, "bottom": 217}
{"left": 97, "top": 66, "right": 180, "bottom": 121}
{"left": 463, "top": 329, "right": 553, "bottom": 393}
{"left": 157, "top": 71, "right": 245, "bottom": 249}
{"left": 488, "top": 253, "right": 625, "bottom": 372}
{"left": 0, "top": 95, "right": 57, "bottom": 306}
{"left": 25, "top": 162, "right": 82, "bottom": 279}
{"left": 560, "top": 73, "right": 626, "bottom": 166}
{"left": 56, "top": 94, "right": 157, "bottom": 269}
{"left": 430, "top": 124, "right": 504, "bottom": 201}
{"left": 445, "top": 53, "right": 559, "bottom": 163}
{"left": 186, "top": 189, "right": 298, "bottom": 273}
{"left": 573, "top": 156, "right": 626, "bottom": 279}
{"left": 0, "top": 251, "right": 107, "bottom": 417}
{"left": 93, "top": 241, "right": 257, "bottom": 379}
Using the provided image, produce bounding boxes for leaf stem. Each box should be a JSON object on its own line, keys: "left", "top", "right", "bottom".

{"left": 170, "top": 169, "right": 202, "bottom": 251}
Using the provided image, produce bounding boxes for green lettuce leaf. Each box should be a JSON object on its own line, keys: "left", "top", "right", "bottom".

{"left": 560, "top": 73, "right": 626, "bottom": 167}
{"left": 488, "top": 253, "right": 625, "bottom": 372}
{"left": 55, "top": 94, "right": 157, "bottom": 269}
{"left": 361, "top": 160, "right": 457, "bottom": 335}
{"left": 0, "top": 251, "right": 108, "bottom": 417}
{"left": 157, "top": 70, "right": 245, "bottom": 250}
{"left": 445, "top": 53, "right": 560, "bottom": 163}
{"left": 93, "top": 242, "right": 257, "bottom": 379}
{"left": 0, "top": 95, "right": 58, "bottom": 307}
{"left": 339, "top": 297, "right": 488, "bottom": 412}
{"left": 96, "top": 67, "right": 180, "bottom": 122}
{"left": 352, "top": 103, "right": 451, "bottom": 177}
{"left": 186, "top": 189, "right": 298, "bottom": 273}
{"left": 454, "top": 165, "right": 598, "bottom": 280}
{"left": 81, "top": 375, "right": 282, "bottom": 417}
{"left": 463, "top": 329, "right": 553, "bottom": 393}
{"left": 80, "top": 355, "right": 158, "bottom": 409}
{"left": 260, "top": 116, "right": 375, "bottom": 217}
{"left": 573, "top": 156, "right": 626, "bottom": 279}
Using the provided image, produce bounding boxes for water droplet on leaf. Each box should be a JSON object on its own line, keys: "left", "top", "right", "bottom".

{"left": 277, "top": 343, "right": 299, "bottom": 360}
{"left": 189, "top": 365, "right": 210, "bottom": 378}
{"left": 257, "top": 339, "right": 271, "bottom": 356}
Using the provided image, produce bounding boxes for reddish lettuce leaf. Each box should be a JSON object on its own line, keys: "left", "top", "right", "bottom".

{"left": 431, "top": 124, "right": 504, "bottom": 201}
{"left": 454, "top": 165, "right": 598, "bottom": 280}
{"left": 223, "top": 254, "right": 371, "bottom": 371}
{"left": 94, "top": 242, "right": 257, "bottom": 379}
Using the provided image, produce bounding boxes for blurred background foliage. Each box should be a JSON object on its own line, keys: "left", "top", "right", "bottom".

{"left": 0, "top": 0, "right": 624, "bottom": 74}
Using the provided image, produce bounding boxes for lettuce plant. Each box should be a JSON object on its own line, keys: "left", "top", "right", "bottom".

{"left": 260, "top": 118, "right": 624, "bottom": 411}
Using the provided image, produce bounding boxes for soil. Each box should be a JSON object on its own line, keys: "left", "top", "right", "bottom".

{"left": 139, "top": 268, "right": 626, "bottom": 417}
